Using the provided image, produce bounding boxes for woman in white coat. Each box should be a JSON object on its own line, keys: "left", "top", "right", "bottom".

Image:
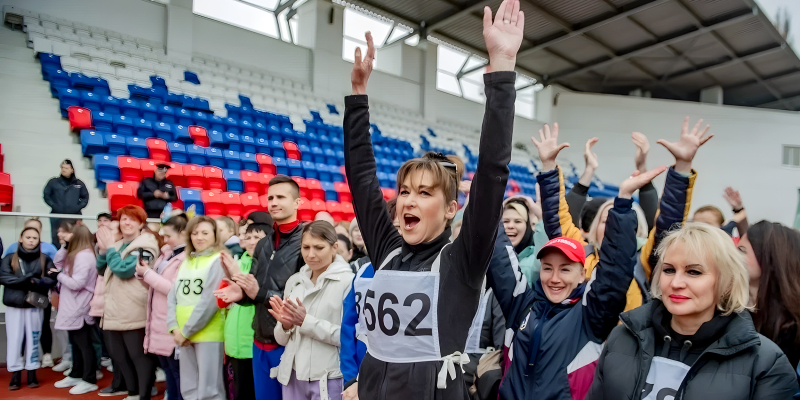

{"left": 269, "top": 221, "right": 355, "bottom": 400}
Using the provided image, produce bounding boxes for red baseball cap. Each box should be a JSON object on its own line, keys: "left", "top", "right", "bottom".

{"left": 537, "top": 237, "right": 586, "bottom": 265}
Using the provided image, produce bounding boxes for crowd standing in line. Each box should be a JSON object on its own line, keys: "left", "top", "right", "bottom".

{"left": 1, "top": 1, "right": 799, "bottom": 399}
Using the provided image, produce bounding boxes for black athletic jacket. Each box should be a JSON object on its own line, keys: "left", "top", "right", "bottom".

{"left": 137, "top": 176, "right": 178, "bottom": 218}
{"left": 0, "top": 245, "right": 57, "bottom": 308}
{"left": 43, "top": 174, "right": 89, "bottom": 214}
{"left": 344, "top": 71, "right": 515, "bottom": 400}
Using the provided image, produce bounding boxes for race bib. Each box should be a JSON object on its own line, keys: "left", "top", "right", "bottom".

{"left": 642, "top": 356, "right": 690, "bottom": 400}
{"left": 353, "top": 263, "right": 374, "bottom": 342}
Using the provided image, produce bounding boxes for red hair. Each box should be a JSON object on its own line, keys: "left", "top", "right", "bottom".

{"left": 116, "top": 205, "right": 148, "bottom": 224}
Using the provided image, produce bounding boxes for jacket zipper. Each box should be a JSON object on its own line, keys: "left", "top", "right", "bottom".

{"left": 674, "top": 339, "right": 759, "bottom": 400}
{"left": 620, "top": 318, "right": 647, "bottom": 399}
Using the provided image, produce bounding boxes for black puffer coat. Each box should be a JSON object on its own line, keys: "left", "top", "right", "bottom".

{"left": 0, "top": 245, "right": 57, "bottom": 308}
{"left": 587, "top": 300, "right": 799, "bottom": 400}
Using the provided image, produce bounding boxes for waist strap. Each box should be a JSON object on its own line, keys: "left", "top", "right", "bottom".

{"left": 437, "top": 352, "right": 470, "bottom": 389}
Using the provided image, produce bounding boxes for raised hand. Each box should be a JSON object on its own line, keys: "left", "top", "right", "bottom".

{"left": 723, "top": 187, "right": 743, "bottom": 210}
{"left": 351, "top": 32, "right": 375, "bottom": 95}
{"left": 483, "top": 0, "right": 524, "bottom": 72}
{"left": 656, "top": 117, "right": 713, "bottom": 173}
{"left": 268, "top": 295, "right": 294, "bottom": 330}
{"left": 531, "top": 123, "right": 569, "bottom": 171}
{"left": 618, "top": 166, "right": 668, "bottom": 199}
{"left": 584, "top": 137, "right": 599, "bottom": 171}
{"left": 632, "top": 132, "right": 650, "bottom": 174}
{"left": 96, "top": 226, "right": 113, "bottom": 254}
{"left": 220, "top": 252, "right": 239, "bottom": 279}
{"left": 232, "top": 272, "right": 259, "bottom": 299}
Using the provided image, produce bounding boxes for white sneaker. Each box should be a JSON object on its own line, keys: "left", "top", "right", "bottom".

{"left": 96, "top": 370, "right": 104, "bottom": 380}
{"left": 42, "top": 353, "right": 55, "bottom": 368}
{"left": 122, "top": 396, "right": 140, "bottom": 400}
{"left": 64, "top": 367, "right": 72, "bottom": 376}
{"left": 100, "top": 357, "right": 112, "bottom": 368}
{"left": 54, "top": 376, "right": 82, "bottom": 388}
{"left": 69, "top": 381, "right": 99, "bottom": 395}
{"left": 106, "top": 364, "right": 114, "bottom": 372}
{"left": 155, "top": 368, "right": 166, "bottom": 383}
{"left": 53, "top": 359, "right": 72, "bottom": 372}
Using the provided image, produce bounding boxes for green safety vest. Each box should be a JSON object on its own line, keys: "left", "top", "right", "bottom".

{"left": 175, "top": 253, "right": 225, "bottom": 342}
{"left": 224, "top": 252, "right": 256, "bottom": 358}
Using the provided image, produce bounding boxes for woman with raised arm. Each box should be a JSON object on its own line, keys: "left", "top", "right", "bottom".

{"left": 485, "top": 124, "right": 667, "bottom": 400}
{"left": 342, "top": 1, "right": 522, "bottom": 398}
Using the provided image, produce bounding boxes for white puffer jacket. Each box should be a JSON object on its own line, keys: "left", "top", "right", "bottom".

{"left": 272, "top": 256, "right": 354, "bottom": 387}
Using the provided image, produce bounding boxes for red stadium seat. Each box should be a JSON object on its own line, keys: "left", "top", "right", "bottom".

{"left": 202, "top": 190, "right": 225, "bottom": 216}
{"left": 334, "top": 182, "right": 351, "bottom": 203}
{"left": 222, "top": 192, "right": 242, "bottom": 217}
{"left": 107, "top": 182, "right": 139, "bottom": 212}
{"left": 241, "top": 192, "right": 262, "bottom": 216}
{"left": 189, "top": 125, "right": 209, "bottom": 147}
{"left": 241, "top": 170, "right": 263, "bottom": 194}
{"left": 0, "top": 172, "right": 13, "bottom": 211}
{"left": 256, "top": 153, "right": 276, "bottom": 174}
{"left": 297, "top": 197, "right": 314, "bottom": 221}
{"left": 310, "top": 198, "right": 326, "bottom": 215}
{"left": 183, "top": 165, "right": 204, "bottom": 189}
{"left": 165, "top": 162, "right": 186, "bottom": 188}
{"left": 259, "top": 194, "right": 269, "bottom": 210}
{"left": 146, "top": 138, "right": 170, "bottom": 162}
{"left": 340, "top": 201, "right": 355, "bottom": 220}
{"left": 68, "top": 106, "right": 92, "bottom": 132}
{"left": 171, "top": 198, "right": 184, "bottom": 211}
{"left": 203, "top": 166, "right": 226, "bottom": 191}
{"left": 283, "top": 141, "right": 301, "bottom": 160}
{"left": 117, "top": 156, "right": 142, "bottom": 183}
{"left": 381, "top": 188, "right": 397, "bottom": 201}
{"left": 326, "top": 201, "right": 343, "bottom": 221}
{"left": 306, "top": 179, "right": 325, "bottom": 201}
{"left": 260, "top": 173, "right": 275, "bottom": 192}
{"left": 294, "top": 177, "right": 309, "bottom": 199}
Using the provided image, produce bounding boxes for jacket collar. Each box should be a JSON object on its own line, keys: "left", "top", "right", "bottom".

{"left": 620, "top": 300, "right": 761, "bottom": 357}
{"left": 298, "top": 256, "right": 352, "bottom": 290}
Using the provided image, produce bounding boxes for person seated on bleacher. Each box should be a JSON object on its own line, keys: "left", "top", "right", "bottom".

{"left": 137, "top": 163, "right": 177, "bottom": 219}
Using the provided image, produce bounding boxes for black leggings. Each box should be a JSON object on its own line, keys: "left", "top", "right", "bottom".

{"left": 104, "top": 329, "right": 157, "bottom": 399}
{"left": 41, "top": 306, "right": 53, "bottom": 354}
{"left": 230, "top": 357, "right": 256, "bottom": 400}
{"left": 68, "top": 324, "right": 97, "bottom": 384}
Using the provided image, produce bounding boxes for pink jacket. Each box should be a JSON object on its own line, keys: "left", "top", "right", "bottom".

{"left": 54, "top": 248, "right": 98, "bottom": 331}
{"left": 88, "top": 275, "right": 104, "bottom": 318}
{"left": 141, "top": 245, "right": 186, "bottom": 356}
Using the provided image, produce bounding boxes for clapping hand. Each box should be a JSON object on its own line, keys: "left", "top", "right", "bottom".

{"left": 96, "top": 226, "right": 114, "bottom": 254}
{"left": 657, "top": 117, "right": 713, "bottom": 173}
{"left": 632, "top": 132, "right": 650, "bottom": 174}
{"left": 232, "top": 272, "right": 259, "bottom": 299}
{"left": 619, "top": 166, "right": 668, "bottom": 199}
{"left": 531, "top": 123, "right": 570, "bottom": 171}
{"left": 283, "top": 298, "right": 307, "bottom": 327}
{"left": 483, "top": 0, "right": 524, "bottom": 72}
{"left": 220, "top": 252, "right": 239, "bottom": 279}
{"left": 351, "top": 32, "right": 375, "bottom": 95}
{"left": 213, "top": 279, "right": 244, "bottom": 303}
{"left": 268, "top": 295, "right": 295, "bottom": 330}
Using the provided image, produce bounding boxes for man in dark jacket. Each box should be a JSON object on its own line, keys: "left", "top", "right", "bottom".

{"left": 137, "top": 164, "right": 177, "bottom": 219}
{"left": 226, "top": 175, "right": 304, "bottom": 400}
{"left": 43, "top": 159, "right": 89, "bottom": 245}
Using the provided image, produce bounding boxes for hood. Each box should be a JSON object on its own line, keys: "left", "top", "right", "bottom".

{"left": 300, "top": 255, "right": 353, "bottom": 281}
{"left": 225, "top": 236, "right": 240, "bottom": 246}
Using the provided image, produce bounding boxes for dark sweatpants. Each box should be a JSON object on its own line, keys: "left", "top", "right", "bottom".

{"left": 158, "top": 351, "right": 182, "bottom": 400}
{"left": 104, "top": 329, "right": 157, "bottom": 399}
{"left": 230, "top": 357, "right": 256, "bottom": 400}
{"left": 41, "top": 305, "right": 52, "bottom": 354}
{"left": 68, "top": 324, "right": 97, "bottom": 384}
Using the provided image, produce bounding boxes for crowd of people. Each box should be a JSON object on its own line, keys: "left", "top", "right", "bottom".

{"left": 2, "top": 1, "right": 800, "bottom": 399}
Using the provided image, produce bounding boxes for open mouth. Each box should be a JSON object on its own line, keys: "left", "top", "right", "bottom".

{"left": 547, "top": 286, "right": 565, "bottom": 294}
{"left": 506, "top": 232, "right": 518, "bottom": 238}
{"left": 403, "top": 214, "right": 420, "bottom": 231}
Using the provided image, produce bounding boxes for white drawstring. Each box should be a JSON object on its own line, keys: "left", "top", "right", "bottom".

{"left": 436, "top": 352, "right": 470, "bottom": 389}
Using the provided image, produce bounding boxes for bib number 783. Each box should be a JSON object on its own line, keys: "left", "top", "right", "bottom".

{"left": 360, "top": 290, "right": 432, "bottom": 337}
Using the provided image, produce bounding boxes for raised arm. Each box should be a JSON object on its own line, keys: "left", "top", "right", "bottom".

{"left": 486, "top": 223, "right": 536, "bottom": 328}
{"left": 640, "top": 117, "right": 712, "bottom": 279}
{"left": 583, "top": 166, "right": 667, "bottom": 340}
{"left": 343, "top": 32, "right": 404, "bottom": 269}
{"left": 633, "top": 132, "right": 658, "bottom": 230}
{"left": 723, "top": 186, "right": 749, "bottom": 236}
{"left": 566, "top": 138, "right": 599, "bottom": 226}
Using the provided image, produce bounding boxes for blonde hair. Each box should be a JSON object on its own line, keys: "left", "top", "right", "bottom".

{"left": 587, "top": 200, "right": 649, "bottom": 251}
{"left": 650, "top": 222, "right": 751, "bottom": 315}
{"left": 185, "top": 216, "right": 225, "bottom": 258}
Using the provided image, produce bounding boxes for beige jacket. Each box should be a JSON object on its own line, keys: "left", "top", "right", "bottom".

{"left": 101, "top": 233, "right": 160, "bottom": 331}
{"left": 272, "top": 256, "right": 354, "bottom": 386}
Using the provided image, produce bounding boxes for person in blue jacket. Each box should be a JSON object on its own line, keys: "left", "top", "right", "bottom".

{"left": 487, "top": 123, "right": 669, "bottom": 400}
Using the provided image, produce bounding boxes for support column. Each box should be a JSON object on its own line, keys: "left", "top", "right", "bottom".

{"left": 166, "top": 0, "right": 194, "bottom": 62}
{"left": 700, "top": 85, "right": 724, "bottom": 105}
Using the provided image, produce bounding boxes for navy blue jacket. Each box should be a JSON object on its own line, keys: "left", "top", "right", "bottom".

{"left": 340, "top": 262, "right": 373, "bottom": 382}
{"left": 489, "top": 196, "right": 638, "bottom": 400}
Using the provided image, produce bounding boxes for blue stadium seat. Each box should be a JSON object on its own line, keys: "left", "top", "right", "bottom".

{"left": 133, "top": 118, "right": 154, "bottom": 138}
{"left": 92, "top": 111, "right": 113, "bottom": 132}
{"left": 173, "top": 124, "right": 192, "bottom": 144}
{"left": 225, "top": 104, "right": 241, "bottom": 121}
{"left": 186, "top": 145, "right": 208, "bottom": 166}
{"left": 270, "top": 140, "right": 286, "bottom": 158}
{"left": 101, "top": 96, "right": 121, "bottom": 115}
{"left": 310, "top": 145, "right": 325, "bottom": 163}
{"left": 159, "top": 105, "right": 176, "bottom": 124}
{"left": 240, "top": 135, "right": 256, "bottom": 154}
{"left": 267, "top": 120, "right": 280, "bottom": 136}
{"left": 168, "top": 142, "right": 188, "bottom": 164}
{"left": 113, "top": 115, "right": 134, "bottom": 136}
{"left": 330, "top": 165, "right": 344, "bottom": 183}
{"left": 80, "top": 92, "right": 102, "bottom": 110}
{"left": 58, "top": 88, "right": 81, "bottom": 117}
{"left": 255, "top": 137, "right": 270, "bottom": 154}
{"left": 140, "top": 102, "right": 159, "bottom": 121}
{"left": 80, "top": 130, "right": 107, "bottom": 156}
{"left": 287, "top": 158, "right": 303, "bottom": 177}
{"left": 193, "top": 111, "right": 209, "bottom": 129}
{"left": 127, "top": 137, "right": 149, "bottom": 159}
{"left": 316, "top": 163, "right": 331, "bottom": 182}
{"left": 176, "top": 108, "right": 192, "bottom": 127}
{"left": 209, "top": 115, "right": 227, "bottom": 133}
{"left": 322, "top": 181, "right": 337, "bottom": 201}
{"left": 165, "top": 92, "right": 184, "bottom": 107}
{"left": 240, "top": 120, "right": 255, "bottom": 137}
{"left": 225, "top": 118, "right": 240, "bottom": 136}
{"left": 93, "top": 154, "right": 120, "bottom": 189}
{"left": 240, "top": 152, "right": 258, "bottom": 172}
{"left": 254, "top": 122, "right": 268, "bottom": 138}
{"left": 49, "top": 70, "right": 71, "bottom": 96}
{"left": 302, "top": 161, "right": 318, "bottom": 180}
{"left": 120, "top": 99, "right": 140, "bottom": 118}
{"left": 225, "top": 132, "right": 241, "bottom": 152}
{"left": 180, "top": 189, "right": 204, "bottom": 215}
{"left": 206, "top": 147, "right": 225, "bottom": 168}
{"left": 224, "top": 169, "right": 244, "bottom": 193}
{"left": 39, "top": 53, "right": 61, "bottom": 71}
{"left": 223, "top": 150, "right": 242, "bottom": 170}
{"left": 154, "top": 121, "right": 173, "bottom": 141}
{"left": 208, "top": 130, "right": 226, "bottom": 149}
{"left": 298, "top": 144, "right": 311, "bottom": 158}
{"left": 104, "top": 133, "right": 127, "bottom": 156}
{"left": 272, "top": 156, "right": 289, "bottom": 175}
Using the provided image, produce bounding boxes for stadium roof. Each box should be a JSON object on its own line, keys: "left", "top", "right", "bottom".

{"left": 348, "top": 0, "right": 800, "bottom": 111}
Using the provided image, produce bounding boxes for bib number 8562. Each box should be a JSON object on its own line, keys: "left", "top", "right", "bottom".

{"left": 360, "top": 290, "right": 432, "bottom": 337}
